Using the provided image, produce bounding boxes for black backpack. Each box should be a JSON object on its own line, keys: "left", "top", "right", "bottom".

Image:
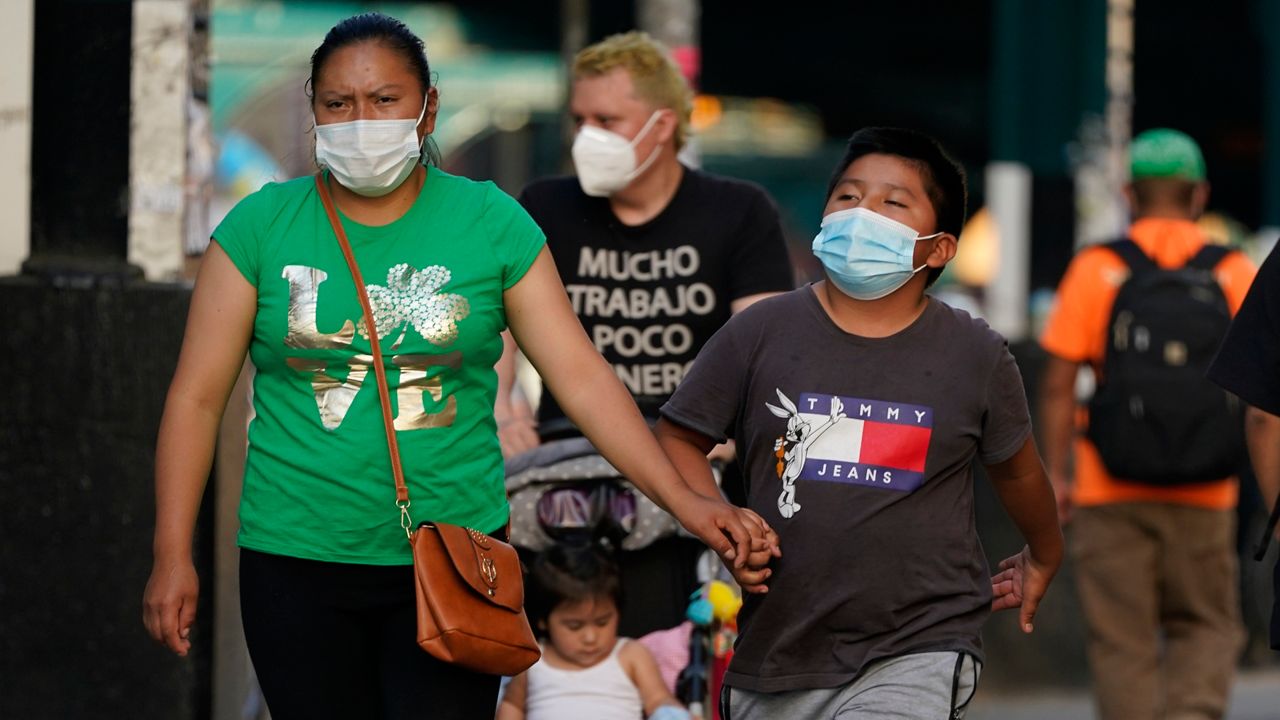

{"left": 1086, "top": 239, "right": 1246, "bottom": 485}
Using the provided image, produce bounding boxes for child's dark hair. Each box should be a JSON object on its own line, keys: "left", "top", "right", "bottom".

{"left": 525, "top": 542, "right": 623, "bottom": 638}
{"left": 826, "top": 127, "right": 968, "bottom": 286}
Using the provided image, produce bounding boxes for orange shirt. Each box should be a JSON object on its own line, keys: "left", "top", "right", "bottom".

{"left": 1039, "top": 218, "right": 1257, "bottom": 509}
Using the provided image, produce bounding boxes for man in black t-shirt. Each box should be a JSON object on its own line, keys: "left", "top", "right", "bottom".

{"left": 1208, "top": 242, "right": 1280, "bottom": 650}
{"left": 494, "top": 31, "right": 793, "bottom": 637}
{"left": 497, "top": 31, "right": 792, "bottom": 441}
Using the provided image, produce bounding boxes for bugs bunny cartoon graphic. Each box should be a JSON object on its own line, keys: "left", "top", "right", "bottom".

{"left": 766, "top": 390, "right": 845, "bottom": 518}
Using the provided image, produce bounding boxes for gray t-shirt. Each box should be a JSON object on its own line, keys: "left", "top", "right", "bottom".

{"left": 660, "top": 286, "right": 1031, "bottom": 693}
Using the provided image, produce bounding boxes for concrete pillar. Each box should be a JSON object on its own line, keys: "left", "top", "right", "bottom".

{"left": 129, "top": 0, "right": 192, "bottom": 281}
{"left": 0, "top": 0, "right": 34, "bottom": 276}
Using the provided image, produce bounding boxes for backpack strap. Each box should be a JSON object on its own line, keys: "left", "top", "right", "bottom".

{"left": 1107, "top": 238, "right": 1235, "bottom": 274}
{"left": 1104, "top": 238, "right": 1158, "bottom": 273}
{"left": 1186, "top": 243, "right": 1233, "bottom": 271}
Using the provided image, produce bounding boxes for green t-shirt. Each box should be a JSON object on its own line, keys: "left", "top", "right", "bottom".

{"left": 214, "top": 167, "right": 545, "bottom": 564}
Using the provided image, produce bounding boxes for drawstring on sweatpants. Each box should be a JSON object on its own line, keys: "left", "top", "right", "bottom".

{"left": 949, "top": 652, "right": 978, "bottom": 719}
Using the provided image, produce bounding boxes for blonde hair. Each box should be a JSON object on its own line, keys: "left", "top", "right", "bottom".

{"left": 573, "top": 31, "right": 693, "bottom": 149}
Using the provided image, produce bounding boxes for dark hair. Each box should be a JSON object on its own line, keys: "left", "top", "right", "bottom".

{"left": 524, "top": 543, "right": 623, "bottom": 639}
{"left": 308, "top": 12, "right": 439, "bottom": 164}
{"left": 826, "top": 127, "right": 968, "bottom": 286}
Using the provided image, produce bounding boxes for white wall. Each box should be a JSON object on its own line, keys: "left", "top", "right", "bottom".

{"left": 0, "top": 0, "right": 34, "bottom": 275}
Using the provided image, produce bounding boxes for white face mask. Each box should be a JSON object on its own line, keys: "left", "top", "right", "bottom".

{"left": 570, "top": 111, "right": 663, "bottom": 197}
{"left": 314, "top": 97, "right": 428, "bottom": 197}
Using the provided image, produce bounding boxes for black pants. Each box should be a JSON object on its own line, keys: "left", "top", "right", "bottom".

{"left": 239, "top": 548, "right": 500, "bottom": 720}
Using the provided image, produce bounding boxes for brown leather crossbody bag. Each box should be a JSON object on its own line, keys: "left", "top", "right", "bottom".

{"left": 315, "top": 173, "right": 540, "bottom": 676}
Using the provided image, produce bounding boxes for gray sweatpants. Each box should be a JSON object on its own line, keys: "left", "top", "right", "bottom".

{"left": 724, "top": 651, "right": 981, "bottom": 720}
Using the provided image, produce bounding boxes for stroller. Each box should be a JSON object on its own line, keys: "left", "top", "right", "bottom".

{"left": 504, "top": 433, "right": 691, "bottom": 555}
{"left": 505, "top": 432, "right": 737, "bottom": 717}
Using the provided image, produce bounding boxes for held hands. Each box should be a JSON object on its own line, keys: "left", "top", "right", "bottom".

{"left": 143, "top": 558, "right": 199, "bottom": 657}
{"left": 990, "top": 544, "right": 1059, "bottom": 634}
{"left": 725, "top": 507, "right": 781, "bottom": 594}
{"left": 671, "top": 493, "right": 780, "bottom": 591}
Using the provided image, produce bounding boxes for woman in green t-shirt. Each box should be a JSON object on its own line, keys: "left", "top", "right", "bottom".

{"left": 141, "top": 12, "right": 773, "bottom": 719}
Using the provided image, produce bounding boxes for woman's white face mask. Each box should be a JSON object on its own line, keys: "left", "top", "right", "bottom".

{"left": 570, "top": 111, "right": 663, "bottom": 197}
{"left": 314, "top": 97, "right": 428, "bottom": 197}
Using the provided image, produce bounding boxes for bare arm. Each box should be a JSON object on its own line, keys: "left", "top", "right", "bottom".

{"left": 1247, "top": 406, "right": 1280, "bottom": 533}
{"left": 494, "top": 671, "right": 527, "bottom": 720}
{"left": 505, "top": 249, "right": 758, "bottom": 564}
{"left": 621, "top": 641, "right": 685, "bottom": 718}
{"left": 495, "top": 329, "right": 539, "bottom": 458}
{"left": 655, "top": 418, "right": 777, "bottom": 593}
{"left": 1038, "top": 354, "right": 1079, "bottom": 525}
{"left": 985, "top": 435, "right": 1064, "bottom": 634}
{"left": 143, "top": 243, "right": 256, "bottom": 656}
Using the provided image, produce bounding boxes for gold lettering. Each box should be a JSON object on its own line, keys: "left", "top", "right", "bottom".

{"left": 393, "top": 352, "right": 462, "bottom": 430}
{"left": 282, "top": 265, "right": 356, "bottom": 349}
{"left": 286, "top": 354, "right": 371, "bottom": 430}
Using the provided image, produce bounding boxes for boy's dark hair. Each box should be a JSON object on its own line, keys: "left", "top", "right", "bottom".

{"left": 825, "top": 127, "right": 969, "bottom": 286}
{"left": 524, "top": 542, "right": 623, "bottom": 638}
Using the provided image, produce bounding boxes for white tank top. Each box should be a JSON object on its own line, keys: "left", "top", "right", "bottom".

{"left": 525, "top": 638, "right": 644, "bottom": 720}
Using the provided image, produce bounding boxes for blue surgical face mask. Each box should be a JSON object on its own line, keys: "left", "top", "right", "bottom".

{"left": 811, "top": 207, "right": 942, "bottom": 300}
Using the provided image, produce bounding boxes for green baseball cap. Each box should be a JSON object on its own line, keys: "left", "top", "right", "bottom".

{"left": 1130, "top": 128, "right": 1206, "bottom": 181}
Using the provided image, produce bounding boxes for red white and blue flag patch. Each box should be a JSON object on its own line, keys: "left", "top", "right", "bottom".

{"left": 787, "top": 393, "right": 934, "bottom": 493}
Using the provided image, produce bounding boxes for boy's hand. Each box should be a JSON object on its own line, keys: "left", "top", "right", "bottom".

{"left": 990, "top": 545, "right": 1057, "bottom": 633}
{"left": 728, "top": 507, "right": 781, "bottom": 593}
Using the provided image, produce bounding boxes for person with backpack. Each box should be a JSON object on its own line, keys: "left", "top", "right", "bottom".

{"left": 1038, "top": 128, "right": 1257, "bottom": 720}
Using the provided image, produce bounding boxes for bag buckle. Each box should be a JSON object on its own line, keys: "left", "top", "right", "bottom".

{"left": 398, "top": 499, "right": 413, "bottom": 541}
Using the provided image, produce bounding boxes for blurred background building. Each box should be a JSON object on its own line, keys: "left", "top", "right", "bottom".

{"left": 1, "top": 0, "right": 1278, "bottom": 717}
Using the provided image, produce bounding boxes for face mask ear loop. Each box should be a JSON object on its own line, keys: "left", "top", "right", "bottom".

{"left": 621, "top": 110, "right": 665, "bottom": 183}
{"left": 413, "top": 94, "right": 431, "bottom": 157}
{"left": 629, "top": 110, "right": 664, "bottom": 148}
{"left": 911, "top": 231, "right": 947, "bottom": 274}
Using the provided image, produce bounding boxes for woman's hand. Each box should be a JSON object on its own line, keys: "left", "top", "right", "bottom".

{"left": 143, "top": 557, "right": 199, "bottom": 656}
{"left": 667, "top": 491, "right": 768, "bottom": 570}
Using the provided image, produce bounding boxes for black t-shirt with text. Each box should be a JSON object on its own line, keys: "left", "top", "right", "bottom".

{"left": 518, "top": 168, "right": 793, "bottom": 425}
{"left": 661, "top": 289, "right": 1032, "bottom": 692}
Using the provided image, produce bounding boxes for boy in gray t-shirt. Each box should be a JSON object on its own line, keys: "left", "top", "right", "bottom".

{"left": 655, "top": 128, "right": 1063, "bottom": 719}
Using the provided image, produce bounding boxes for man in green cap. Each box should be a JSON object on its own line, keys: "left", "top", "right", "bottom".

{"left": 1038, "top": 128, "right": 1257, "bottom": 720}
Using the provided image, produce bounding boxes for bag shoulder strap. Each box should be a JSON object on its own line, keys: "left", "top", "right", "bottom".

{"left": 314, "top": 173, "right": 414, "bottom": 538}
